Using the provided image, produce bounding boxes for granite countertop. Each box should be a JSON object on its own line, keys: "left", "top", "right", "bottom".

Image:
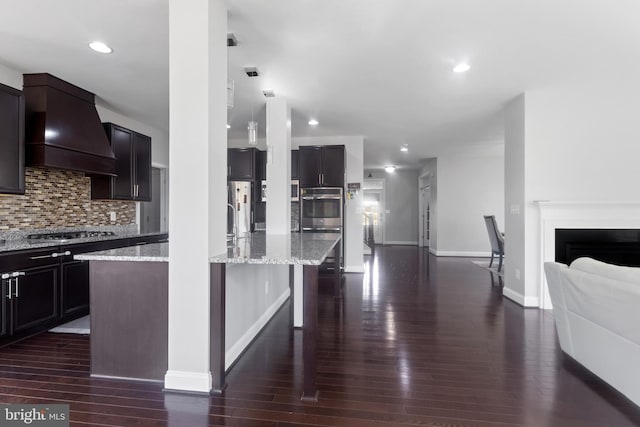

{"left": 0, "top": 228, "right": 168, "bottom": 253}
{"left": 210, "top": 232, "right": 341, "bottom": 265}
{"left": 75, "top": 242, "right": 169, "bottom": 262}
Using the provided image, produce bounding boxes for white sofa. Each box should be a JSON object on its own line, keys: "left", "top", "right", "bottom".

{"left": 544, "top": 257, "right": 640, "bottom": 406}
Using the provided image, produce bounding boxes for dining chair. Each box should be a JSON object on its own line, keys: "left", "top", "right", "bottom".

{"left": 483, "top": 215, "right": 505, "bottom": 272}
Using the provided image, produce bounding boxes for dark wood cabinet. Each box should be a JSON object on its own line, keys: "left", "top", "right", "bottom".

{"left": 12, "top": 265, "right": 59, "bottom": 334}
{"left": 60, "top": 261, "right": 89, "bottom": 320}
{"left": 299, "top": 145, "right": 344, "bottom": 187}
{"left": 291, "top": 150, "right": 299, "bottom": 179}
{"left": 0, "top": 83, "right": 25, "bottom": 194}
{"left": 91, "top": 123, "right": 152, "bottom": 201}
{"left": 0, "top": 280, "right": 7, "bottom": 338}
{"left": 320, "top": 146, "right": 345, "bottom": 187}
{"left": 134, "top": 132, "right": 152, "bottom": 200}
{"left": 228, "top": 148, "right": 258, "bottom": 180}
{"left": 299, "top": 146, "right": 322, "bottom": 187}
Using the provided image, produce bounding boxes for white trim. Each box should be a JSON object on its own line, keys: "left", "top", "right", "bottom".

{"left": 384, "top": 240, "right": 418, "bottom": 245}
{"left": 164, "top": 370, "right": 212, "bottom": 393}
{"left": 502, "top": 286, "right": 540, "bottom": 307}
{"left": 344, "top": 265, "right": 365, "bottom": 273}
{"left": 225, "top": 288, "right": 289, "bottom": 370}
{"left": 432, "top": 250, "right": 492, "bottom": 257}
{"left": 429, "top": 247, "right": 438, "bottom": 255}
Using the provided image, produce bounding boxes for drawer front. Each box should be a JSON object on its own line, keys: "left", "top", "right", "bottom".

{"left": 0, "top": 247, "right": 62, "bottom": 272}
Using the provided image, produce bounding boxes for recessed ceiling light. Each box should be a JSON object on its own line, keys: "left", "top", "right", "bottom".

{"left": 400, "top": 145, "right": 408, "bottom": 152}
{"left": 453, "top": 63, "right": 470, "bottom": 73}
{"left": 89, "top": 41, "right": 113, "bottom": 54}
{"left": 384, "top": 166, "right": 396, "bottom": 173}
{"left": 226, "top": 124, "right": 231, "bottom": 129}
{"left": 308, "top": 119, "right": 319, "bottom": 126}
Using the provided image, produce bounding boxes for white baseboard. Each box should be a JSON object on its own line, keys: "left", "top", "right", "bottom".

{"left": 345, "top": 265, "right": 365, "bottom": 273}
{"left": 164, "top": 370, "right": 212, "bottom": 393}
{"left": 429, "top": 247, "right": 438, "bottom": 255}
{"left": 502, "top": 287, "right": 540, "bottom": 308}
{"left": 383, "top": 241, "right": 418, "bottom": 245}
{"left": 225, "top": 288, "right": 290, "bottom": 370}
{"left": 432, "top": 250, "right": 492, "bottom": 257}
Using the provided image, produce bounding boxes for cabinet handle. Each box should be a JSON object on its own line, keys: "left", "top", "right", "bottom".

{"left": 13, "top": 277, "right": 19, "bottom": 298}
{"left": 136, "top": 185, "right": 139, "bottom": 197}
{"left": 135, "top": 241, "right": 147, "bottom": 246}
{"left": 318, "top": 173, "right": 321, "bottom": 185}
{"left": 321, "top": 173, "right": 325, "bottom": 185}
{"left": 30, "top": 254, "right": 55, "bottom": 260}
{"left": 4, "top": 276, "right": 12, "bottom": 300}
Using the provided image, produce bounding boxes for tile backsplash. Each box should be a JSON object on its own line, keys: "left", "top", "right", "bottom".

{"left": 0, "top": 167, "right": 136, "bottom": 231}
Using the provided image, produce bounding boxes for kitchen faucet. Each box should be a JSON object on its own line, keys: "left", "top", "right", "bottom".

{"left": 227, "top": 203, "right": 238, "bottom": 242}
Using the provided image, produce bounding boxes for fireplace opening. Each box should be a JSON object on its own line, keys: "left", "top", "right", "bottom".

{"left": 555, "top": 228, "right": 640, "bottom": 267}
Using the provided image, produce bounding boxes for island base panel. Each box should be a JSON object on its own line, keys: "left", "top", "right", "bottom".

{"left": 90, "top": 261, "right": 168, "bottom": 381}
{"left": 210, "top": 262, "right": 226, "bottom": 395}
{"left": 302, "top": 264, "right": 319, "bottom": 401}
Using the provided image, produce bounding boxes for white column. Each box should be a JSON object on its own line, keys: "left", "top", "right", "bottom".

{"left": 166, "top": 0, "right": 227, "bottom": 392}
{"left": 265, "top": 98, "right": 291, "bottom": 235}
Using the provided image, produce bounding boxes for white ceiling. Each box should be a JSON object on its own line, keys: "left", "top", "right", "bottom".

{"left": 1, "top": 0, "right": 638, "bottom": 169}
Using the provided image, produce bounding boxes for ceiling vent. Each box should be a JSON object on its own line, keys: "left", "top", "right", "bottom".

{"left": 227, "top": 33, "right": 238, "bottom": 47}
{"left": 244, "top": 67, "right": 260, "bottom": 77}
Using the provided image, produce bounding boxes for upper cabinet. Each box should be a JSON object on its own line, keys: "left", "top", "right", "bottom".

{"left": 91, "top": 123, "right": 152, "bottom": 201}
{"left": 0, "top": 83, "right": 24, "bottom": 194}
{"left": 228, "top": 148, "right": 258, "bottom": 181}
{"left": 299, "top": 145, "right": 345, "bottom": 187}
{"left": 291, "top": 150, "right": 299, "bottom": 180}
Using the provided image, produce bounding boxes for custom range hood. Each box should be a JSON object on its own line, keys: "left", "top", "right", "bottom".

{"left": 23, "top": 73, "right": 116, "bottom": 176}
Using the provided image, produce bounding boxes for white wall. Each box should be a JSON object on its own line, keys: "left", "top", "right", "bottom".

{"left": 0, "top": 63, "right": 22, "bottom": 89}
{"left": 225, "top": 264, "right": 289, "bottom": 369}
{"left": 435, "top": 147, "right": 504, "bottom": 256}
{"left": 504, "top": 78, "right": 640, "bottom": 307}
{"left": 503, "top": 94, "right": 528, "bottom": 304}
{"left": 365, "top": 169, "right": 419, "bottom": 245}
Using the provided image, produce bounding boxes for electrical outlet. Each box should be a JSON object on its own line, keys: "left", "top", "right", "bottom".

{"left": 515, "top": 268, "right": 521, "bottom": 280}
{"left": 109, "top": 211, "right": 116, "bottom": 221}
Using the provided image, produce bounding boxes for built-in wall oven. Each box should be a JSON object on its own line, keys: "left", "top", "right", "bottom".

{"left": 300, "top": 187, "right": 344, "bottom": 269}
{"left": 300, "top": 187, "right": 343, "bottom": 231}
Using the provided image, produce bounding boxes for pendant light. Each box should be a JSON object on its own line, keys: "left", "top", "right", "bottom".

{"left": 248, "top": 102, "right": 257, "bottom": 145}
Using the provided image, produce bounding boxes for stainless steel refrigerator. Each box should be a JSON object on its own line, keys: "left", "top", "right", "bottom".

{"left": 228, "top": 181, "right": 253, "bottom": 237}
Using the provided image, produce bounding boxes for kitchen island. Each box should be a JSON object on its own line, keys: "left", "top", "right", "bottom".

{"left": 75, "top": 243, "right": 169, "bottom": 382}
{"left": 76, "top": 232, "right": 341, "bottom": 401}
{"left": 210, "top": 231, "right": 341, "bottom": 401}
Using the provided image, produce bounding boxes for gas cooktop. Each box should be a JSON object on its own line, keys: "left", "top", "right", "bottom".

{"left": 27, "top": 231, "right": 116, "bottom": 243}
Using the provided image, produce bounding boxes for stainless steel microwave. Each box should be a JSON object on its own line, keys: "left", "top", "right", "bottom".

{"left": 260, "top": 180, "right": 300, "bottom": 202}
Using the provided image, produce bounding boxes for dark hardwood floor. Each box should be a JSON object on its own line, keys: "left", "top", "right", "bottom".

{"left": 1, "top": 246, "right": 639, "bottom": 426}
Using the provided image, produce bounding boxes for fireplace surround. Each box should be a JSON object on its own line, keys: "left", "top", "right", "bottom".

{"left": 536, "top": 201, "right": 640, "bottom": 309}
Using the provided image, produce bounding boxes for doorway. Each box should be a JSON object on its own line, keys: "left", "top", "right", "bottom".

{"left": 420, "top": 186, "right": 430, "bottom": 247}
{"left": 363, "top": 189, "right": 383, "bottom": 244}
{"left": 139, "top": 167, "right": 168, "bottom": 233}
